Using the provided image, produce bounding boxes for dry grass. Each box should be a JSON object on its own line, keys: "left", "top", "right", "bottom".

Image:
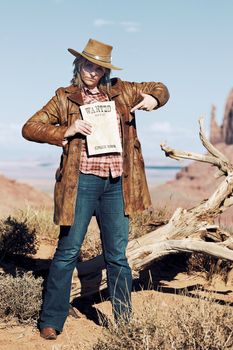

{"left": 0, "top": 272, "right": 43, "bottom": 324}
{"left": 12, "top": 206, "right": 59, "bottom": 240}
{"left": 187, "top": 252, "right": 233, "bottom": 283}
{"left": 0, "top": 208, "right": 55, "bottom": 325}
{"left": 184, "top": 223, "right": 233, "bottom": 282}
{"left": 129, "top": 206, "right": 171, "bottom": 240}
{"left": 79, "top": 227, "right": 102, "bottom": 261}
{"left": 94, "top": 293, "right": 233, "bottom": 350}
{"left": 0, "top": 207, "right": 59, "bottom": 260}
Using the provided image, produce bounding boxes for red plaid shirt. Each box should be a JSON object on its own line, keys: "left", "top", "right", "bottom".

{"left": 79, "top": 87, "right": 123, "bottom": 178}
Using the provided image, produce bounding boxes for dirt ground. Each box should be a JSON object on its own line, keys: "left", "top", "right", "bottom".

{"left": 0, "top": 266, "right": 232, "bottom": 350}
{"left": 0, "top": 204, "right": 233, "bottom": 350}
{"left": 0, "top": 174, "right": 52, "bottom": 219}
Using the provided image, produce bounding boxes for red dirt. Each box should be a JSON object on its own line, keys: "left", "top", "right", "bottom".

{"left": 0, "top": 174, "right": 52, "bottom": 218}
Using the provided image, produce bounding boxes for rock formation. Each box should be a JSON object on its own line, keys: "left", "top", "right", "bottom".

{"left": 209, "top": 89, "right": 233, "bottom": 144}
{"left": 209, "top": 105, "right": 223, "bottom": 144}
{"left": 222, "top": 89, "right": 233, "bottom": 144}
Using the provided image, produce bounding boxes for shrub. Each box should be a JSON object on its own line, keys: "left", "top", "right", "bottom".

{"left": 0, "top": 207, "right": 60, "bottom": 261}
{"left": 129, "top": 206, "right": 171, "bottom": 240}
{"left": 0, "top": 272, "right": 43, "bottom": 324}
{"left": 94, "top": 293, "right": 233, "bottom": 350}
{"left": 79, "top": 227, "right": 102, "bottom": 261}
{"left": 12, "top": 207, "right": 59, "bottom": 240}
{"left": 187, "top": 252, "right": 233, "bottom": 283}
{"left": 0, "top": 215, "right": 38, "bottom": 261}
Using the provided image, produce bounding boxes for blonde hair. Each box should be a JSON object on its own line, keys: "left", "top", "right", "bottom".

{"left": 71, "top": 56, "right": 111, "bottom": 92}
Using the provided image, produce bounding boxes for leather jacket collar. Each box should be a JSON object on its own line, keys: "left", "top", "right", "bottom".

{"left": 66, "top": 78, "right": 122, "bottom": 105}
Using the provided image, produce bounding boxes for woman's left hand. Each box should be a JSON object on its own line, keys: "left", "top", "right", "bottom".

{"left": 131, "top": 92, "right": 158, "bottom": 113}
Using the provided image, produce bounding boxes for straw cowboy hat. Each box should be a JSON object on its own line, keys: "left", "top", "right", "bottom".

{"left": 68, "top": 38, "right": 122, "bottom": 70}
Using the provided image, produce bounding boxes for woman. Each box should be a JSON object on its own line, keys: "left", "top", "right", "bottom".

{"left": 22, "top": 38, "right": 169, "bottom": 340}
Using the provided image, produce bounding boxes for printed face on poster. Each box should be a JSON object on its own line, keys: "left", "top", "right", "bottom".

{"left": 80, "top": 101, "right": 122, "bottom": 156}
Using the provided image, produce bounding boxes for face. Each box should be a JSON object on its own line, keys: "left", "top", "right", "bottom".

{"left": 80, "top": 61, "right": 106, "bottom": 89}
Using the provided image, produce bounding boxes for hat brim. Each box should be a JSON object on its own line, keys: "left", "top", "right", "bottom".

{"left": 68, "top": 48, "right": 122, "bottom": 70}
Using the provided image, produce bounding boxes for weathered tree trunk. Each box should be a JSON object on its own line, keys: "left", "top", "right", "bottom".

{"left": 71, "top": 118, "right": 233, "bottom": 300}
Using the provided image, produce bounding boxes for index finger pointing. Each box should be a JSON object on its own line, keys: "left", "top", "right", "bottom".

{"left": 130, "top": 101, "right": 144, "bottom": 113}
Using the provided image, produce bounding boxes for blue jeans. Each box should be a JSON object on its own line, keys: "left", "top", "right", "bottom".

{"left": 39, "top": 173, "right": 132, "bottom": 332}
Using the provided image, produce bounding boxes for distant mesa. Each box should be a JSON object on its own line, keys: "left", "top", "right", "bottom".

{"left": 210, "top": 89, "right": 233, "bottom": 145}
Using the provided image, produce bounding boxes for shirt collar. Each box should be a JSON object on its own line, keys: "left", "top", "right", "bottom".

{"left": 82, "top": 86, "right": 101, "bottom": 95}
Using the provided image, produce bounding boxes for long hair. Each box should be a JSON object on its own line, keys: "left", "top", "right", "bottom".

{"left": 71, "top": 56, "right": 111, "bottom": 92}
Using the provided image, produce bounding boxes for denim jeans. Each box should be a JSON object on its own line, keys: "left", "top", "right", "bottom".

{"left": 39, "top": 173, "right": 132, "bottom": 332}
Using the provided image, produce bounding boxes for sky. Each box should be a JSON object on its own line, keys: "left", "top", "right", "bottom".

{"left": 0, "top": 0, "right": 233, "bottom": 165}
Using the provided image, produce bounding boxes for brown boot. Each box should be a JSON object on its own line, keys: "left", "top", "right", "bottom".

{"left": 40, "top": 327, "right": 57, "bottom": 340}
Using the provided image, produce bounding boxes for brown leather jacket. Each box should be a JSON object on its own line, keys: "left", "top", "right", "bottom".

{"left": 22, "top": 78, "right": 169, "bottom": 225}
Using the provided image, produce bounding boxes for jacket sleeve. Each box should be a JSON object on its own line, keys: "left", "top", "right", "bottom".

{"left": 122, "top": 81, "right": 170, "bottom": 110}
{"left": 22, "top": 89, "right": 68, "bottom": 147}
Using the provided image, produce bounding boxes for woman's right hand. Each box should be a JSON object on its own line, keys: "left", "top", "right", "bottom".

{"left": 62, "top": 120, "right": 92, "bottom": 146}
{"left": 65, "top": 120, "right": 92, "bottom": 138}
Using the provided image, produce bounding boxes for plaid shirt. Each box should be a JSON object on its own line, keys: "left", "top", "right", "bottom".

{"left": 79, "top": 87, "right": 123, "bottom": 178}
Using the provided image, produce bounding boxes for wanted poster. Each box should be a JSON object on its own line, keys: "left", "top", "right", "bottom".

{"left": 80, "top": 101, "right": 122, "bottom": 156}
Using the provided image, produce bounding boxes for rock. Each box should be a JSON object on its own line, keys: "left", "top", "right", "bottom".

{"left": 209, "top": 105, "right": 223, "bottom": 144}
{"left": 209, "top": 89, "right": 233, "bottom": 145}
{"left": 222, "top": 89, "right": 233, "bottom": 144}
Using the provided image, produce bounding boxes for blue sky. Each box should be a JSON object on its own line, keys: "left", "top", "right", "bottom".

{"left": 0, "top": 0, "right": 233, "bottom": 165}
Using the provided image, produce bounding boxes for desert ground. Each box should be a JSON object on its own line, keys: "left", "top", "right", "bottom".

{"left": 0, "top": 211, "right": 233, "bottom": 350}
{"left": 1, "top": 142, "right": 233, "bottom": 349}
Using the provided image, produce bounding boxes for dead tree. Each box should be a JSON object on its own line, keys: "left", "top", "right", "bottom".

{"left": 71, "top": 118, "right": 233, "bottom": 300}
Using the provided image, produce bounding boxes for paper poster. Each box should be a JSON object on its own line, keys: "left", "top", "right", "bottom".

{"left": 80, "top": 101, "right": 122, "bottom": 156}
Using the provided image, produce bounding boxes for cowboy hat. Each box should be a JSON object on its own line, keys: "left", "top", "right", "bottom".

{"left": 68, "top": 38, "right": 122, "bottom": 70}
